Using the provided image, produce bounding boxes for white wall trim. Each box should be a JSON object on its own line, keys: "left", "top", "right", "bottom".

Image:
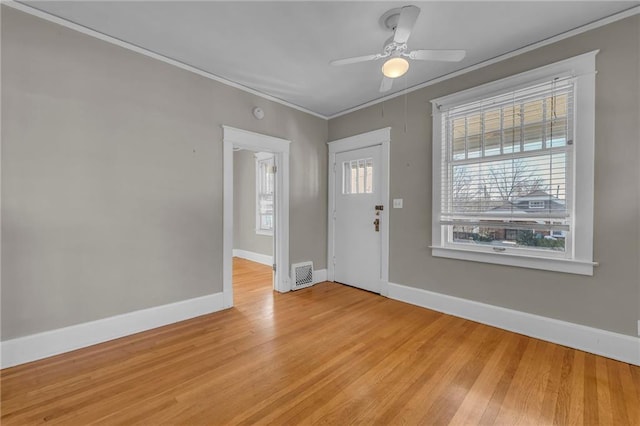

{"left": 328, "top": 5, "right": 640, "bottom": 119}
{"left": 233, "top": 249, "right": 273, "bottom": 267}
{"left": 327, "top": 127, "right": 391, "bottom": 153}
{"left": 223, "top": 126, "right": 291, "bottom": 304}
{"left": 388, "top": 283, "right": 640, "bottom": 366}
{"left": 327, "top": 127, "right": 391, "bottom": 296}
{"left": 2, "top": 0, "right": 325, "bottom": 120}
{"left": 431, "top": 247, "right": 596, "bottom": 276}
{"left": 313, "top": 269, "right": 328, "bottom": 285}
{"left": 224, "top": 127, "right": 291, "bottom": 153}
{"left": 0, "top": 292, "right": 224, "bottom": 369}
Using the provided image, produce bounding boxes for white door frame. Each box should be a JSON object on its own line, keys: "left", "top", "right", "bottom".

{"left": 223, "top": 126, "right": 291, "bottom": 308}
{"left": 327, "top": 127, "right": 391, "bottom": 296}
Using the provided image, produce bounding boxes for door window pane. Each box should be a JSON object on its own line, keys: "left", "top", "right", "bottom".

{"left": 343, "top": 158, "right": 374, "bottom": 194}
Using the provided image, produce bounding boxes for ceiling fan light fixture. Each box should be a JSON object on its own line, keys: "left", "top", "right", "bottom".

{"left": 382, "top": 57, "right": 409, "bottom": 78}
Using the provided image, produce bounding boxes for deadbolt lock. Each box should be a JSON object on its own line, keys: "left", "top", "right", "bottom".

{"left": 373, "top": 218, "right": 380, "bottom": 232}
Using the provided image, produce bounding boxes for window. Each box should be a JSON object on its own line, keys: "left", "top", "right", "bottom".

{"left": 431, "top": 52, "right": 597, "bottom": 275}
{"left": 343, "top": 158, "right": 373, "bottom": 194}
{"left": 255, "top": 153, "right": 274, "bottom": 235}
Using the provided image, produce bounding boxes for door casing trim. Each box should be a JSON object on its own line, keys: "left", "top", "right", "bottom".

{"left": 327, "top": 127, "right": 391, "bottom": 296}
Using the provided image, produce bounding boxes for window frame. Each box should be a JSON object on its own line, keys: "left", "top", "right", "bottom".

{"left": 431, "top": 51, "right": 598, "bottom": 275}
{"left": 255, "top": 152, "right": 274, "bottom": 236}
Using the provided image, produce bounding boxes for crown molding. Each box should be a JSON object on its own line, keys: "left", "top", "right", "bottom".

{"left": 1, "top": 0, "right": 328, "bottom": 120}
{"left": 3, "top": 1, "right": 637, "bottom": 121}
{"left": 327, "top": 5, "right": 640, "bottom": 120}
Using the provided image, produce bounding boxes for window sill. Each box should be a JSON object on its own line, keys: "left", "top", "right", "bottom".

{"left": 430, "top": 246, "right": 597, "bottom": 276}
{"left": 256, "top": 230, "right": 273, "bottom": 237}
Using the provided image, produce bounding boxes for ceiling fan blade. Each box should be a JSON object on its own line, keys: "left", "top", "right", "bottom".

{"left": 393, "top": 5, "right": 420, "bottom": 44}
{"left": 407, "top": 49, "right": 466, "bottom": 62}
{"left": 380, "top": 77, "right": 393, "bottom": 93}
{"left": 330, "top": 54, "right": 382, "bottom": 66}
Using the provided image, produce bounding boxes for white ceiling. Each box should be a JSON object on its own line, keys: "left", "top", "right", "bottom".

{"left": 22, "top": 1, "right": 639, "bottom": 118}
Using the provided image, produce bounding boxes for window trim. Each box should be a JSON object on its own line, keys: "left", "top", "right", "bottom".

{"left": 431, "top": 51, "right": 598, "bottom": 275}
{"left": 255, "top": 152, "right": 274, "bottom": 236}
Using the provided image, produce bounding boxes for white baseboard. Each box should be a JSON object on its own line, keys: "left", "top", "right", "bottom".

{"left": 388, "top": 282, "right": 640, "bottom": 366}
{"left": 0, "top": 292, "right": 225, "bottom": 369}
{"left": 233, "top": 249, "right": 273, "bottom": 266}
{"left": 313, "top": 269, "right": 328, "bottom": 284}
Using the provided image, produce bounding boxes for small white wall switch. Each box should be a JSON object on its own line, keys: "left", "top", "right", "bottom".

{"left": 393, "top": 198, "right": 403, "bottom": 208}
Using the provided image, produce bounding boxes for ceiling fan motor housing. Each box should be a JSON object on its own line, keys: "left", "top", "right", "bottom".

{"left": 383, "top": 36, "right": 407, "bottom": 56}
{"left": 380, "top": 7, "right": 403, "bottom": 32}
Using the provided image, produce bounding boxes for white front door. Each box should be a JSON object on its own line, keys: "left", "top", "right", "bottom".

{"left": 334, "top": 145, "right": 383, "bottom": 293}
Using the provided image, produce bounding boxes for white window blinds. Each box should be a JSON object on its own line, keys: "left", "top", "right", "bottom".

{"left": 431, "top": 51, "right": 597, "bottom": 274}
{"left": 439, "top": 77, "right": 574, "bottom": 252}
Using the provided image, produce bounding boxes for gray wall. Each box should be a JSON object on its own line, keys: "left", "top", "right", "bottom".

{"left": 2, "top": 5, "right": 636, "bottom": 343}
{"left": 1, "top": 7, "right": 327, "bottom": 340}
{"left": 329, "top": 16, "right": 640, "bottom": 337}
{"left": 233, "top": 150, "right": 273, "bottom": 256}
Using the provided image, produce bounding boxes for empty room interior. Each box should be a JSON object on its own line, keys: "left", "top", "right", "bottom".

{"left": 1, "top": 1, "right": 639, "bottom": 424}
{"left": 233, "top": 148, "right": 276, "bottom": 291}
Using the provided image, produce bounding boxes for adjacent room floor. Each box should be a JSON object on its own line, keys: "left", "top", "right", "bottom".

{"left": 1, "top": 258, "right": 638, "bottom": 424}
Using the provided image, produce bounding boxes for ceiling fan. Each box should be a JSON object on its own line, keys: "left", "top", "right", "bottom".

{"left": 330, "top": 5, "right": 466, "bottom": 93}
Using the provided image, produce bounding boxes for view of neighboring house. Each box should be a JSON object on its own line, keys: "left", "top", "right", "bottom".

{"left": 453, "top": 190, "right": 567, "bottom": 248}
{"left": 492, "top": 189, "right": 566, "bottom": 215}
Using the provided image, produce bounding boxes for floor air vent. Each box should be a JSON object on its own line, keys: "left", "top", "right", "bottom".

{"left": 291, "top": 261, "right": 314, "bottom": 290}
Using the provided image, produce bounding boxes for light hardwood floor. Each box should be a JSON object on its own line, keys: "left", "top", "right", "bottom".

{"left": 1, "top": 257, "right": 639, "bottom": 424}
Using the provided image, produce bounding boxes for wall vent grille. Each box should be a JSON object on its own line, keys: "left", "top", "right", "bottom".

{"left": 291, "top": 261, "right": 314, "bottom": 290}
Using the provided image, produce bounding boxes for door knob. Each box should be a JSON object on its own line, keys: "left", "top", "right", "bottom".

{"left": 373, "top": 218, "right": 380, "bottom": 232}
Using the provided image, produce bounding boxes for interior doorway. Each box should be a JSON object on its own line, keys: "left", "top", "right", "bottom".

{"left": 223, "top": 126, "right": 291, "bottom": 308}
{"left": 232, "top": 149, "right": 276, "bottom": 294}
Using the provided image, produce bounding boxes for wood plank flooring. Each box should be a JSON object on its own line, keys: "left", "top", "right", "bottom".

{"left": 1, "top": 257, "right": 638, "bottom": 424}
